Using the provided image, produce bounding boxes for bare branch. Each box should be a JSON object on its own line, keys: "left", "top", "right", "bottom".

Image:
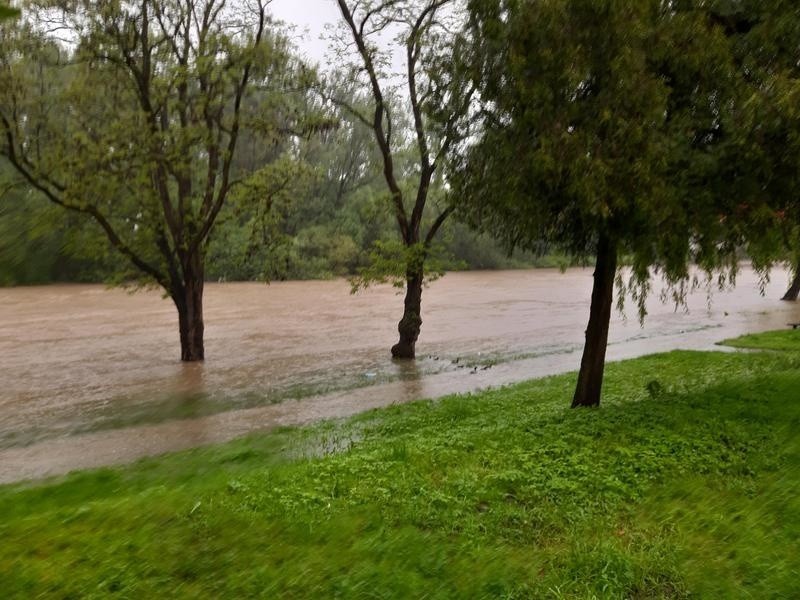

{"left": 424, "top": 205, "right": 455, "bottom": 247}
{"left": 336, "top": 0, "right": 410, "bottom": 241}
{"left": 192, "top": 0, "right": 268, "bottom": 251}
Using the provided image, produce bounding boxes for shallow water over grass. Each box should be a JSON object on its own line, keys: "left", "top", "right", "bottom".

{"left": 1, "top": 267, "right": 800, "bottom": 481}
{"left": 1, "top": 347, "right": 798, "bottom": 597}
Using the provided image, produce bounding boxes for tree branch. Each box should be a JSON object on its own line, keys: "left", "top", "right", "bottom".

{"left": 424, "top": 205, "right": 454, "bottom": 247}
{"left": 336, "top": 0, "right": 410, "bottom": 241}
{"left": 191, "top": 0, "right": 266, "bottom": 252}
{"left": 1, "top": 114, "right": 170, "bottom": 288}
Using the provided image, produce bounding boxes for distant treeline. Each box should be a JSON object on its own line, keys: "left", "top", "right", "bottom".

{"left": 0, "top": 183, "right": 562, "bottom": 287}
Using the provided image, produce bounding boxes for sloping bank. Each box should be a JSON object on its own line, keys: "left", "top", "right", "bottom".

{"left": 1, "top": 332, "right": 798, "bottom": 598}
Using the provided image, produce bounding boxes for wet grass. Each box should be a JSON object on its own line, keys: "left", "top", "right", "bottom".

{"left": 719, "top": 327, "right": 800, "bottom": 352}
{"left": 1, "top": 332, "right": 799, "bottom": 598}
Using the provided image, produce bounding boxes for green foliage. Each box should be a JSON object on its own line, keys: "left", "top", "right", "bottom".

{"left": 1, "top": 344, "right": 799, "bottom": 597}
{"left": 0, "top": 5, "right": 553, "bottom": 287}
{"left": 0, "top": 171, "right": 119, "bottom": 284}
{"left": 0, "top": 1, "right": 305, "bottom": 299}
{"left": 452, "top": 0, "right": 748, "bottom": 314}
{"left": 438, "top": 221, "right": 556, "bottom": 271}
{"left": 720, "top": 0, "right": 800, "bottom": 269}
{"left": 0, "top": 165, "right": 538, "bottom": 285}
{"left": 719, "top": 328, "right": 800, "bottom": 352}
{"left": 0, "top": 4, "right": 19, "bottom": 20}
{"left": 349, "top": 240, "right": 451, "bottom": 292}
{"left": 206, "top": 155, "right": 313, "bottom": 281}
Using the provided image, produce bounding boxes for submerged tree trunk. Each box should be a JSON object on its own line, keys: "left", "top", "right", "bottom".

{"left": 572, "top": 234, "right": 618, "bottom": 408}
{"left": 172, "top": 263, "right": 205, "bottom": 362}
{"left": 782, "top": 269, "right": 800, "bottom": 301}
{"left": 391, "top": 270, "right": 424, "bottom": 359}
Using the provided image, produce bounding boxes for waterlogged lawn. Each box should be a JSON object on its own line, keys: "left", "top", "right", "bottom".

{"left": 719, "top": 327, "right": 800, "bottom": 352}
{"left": 1, "top": 336, "right": 799, "bottom": 598}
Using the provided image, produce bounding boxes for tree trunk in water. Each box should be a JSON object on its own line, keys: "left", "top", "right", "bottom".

{"left": 173, "top": 275, "right": 205, "bottom": 362}
{"left": 391, "top": 270, "right": 423, "bottom": 359}
{"left": 572, "top": 234, "right": 618, "bottom": 408}
{"left": 782, "top": 270, "right": 800, "bottom": 301}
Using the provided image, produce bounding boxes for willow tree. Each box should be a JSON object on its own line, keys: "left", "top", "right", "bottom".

{"left": 330, "top": 0, "right": 474, "bottom": 359}
{"left": 452, "top": 0, "right": 744, "bottom": 407}
{"left": 0, "top": 0, "right": 296, "bottom": 360}
{"left": 715, "top": 1, "right": 800, "bottom": 300}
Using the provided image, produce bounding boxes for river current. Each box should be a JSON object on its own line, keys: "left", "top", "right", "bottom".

{"left": 1, "top": 266, "right": 798, "bottom": 482}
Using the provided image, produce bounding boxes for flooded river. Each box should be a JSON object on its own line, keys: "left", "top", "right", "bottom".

{"left": 2, "top": 267, "right": 800, "bottom": 483}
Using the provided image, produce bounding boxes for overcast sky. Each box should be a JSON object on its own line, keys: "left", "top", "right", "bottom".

{"left": 269, "top": 0, "right": 341, "bottom": 66}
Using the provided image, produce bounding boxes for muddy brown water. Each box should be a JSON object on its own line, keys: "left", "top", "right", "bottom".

{"left": 1, "top": 267, "right": 799, "bottom": 483}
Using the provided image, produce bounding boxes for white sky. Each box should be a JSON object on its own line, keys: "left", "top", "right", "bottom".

{"left": 269, "top": 0, "right": 341, "bottom": 66}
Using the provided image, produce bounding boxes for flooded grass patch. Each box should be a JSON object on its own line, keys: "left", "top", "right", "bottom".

{"left": 1, "top": 338, "right": 799, "bottom": 597}
{"left": 719, "top": 328, "right": 800, "bottom": 352}
{"left": 0, "top": 356, "right": 454, "bottom": 449}
{"left": 0, "top": 345, "right": 586, "bottom": 448}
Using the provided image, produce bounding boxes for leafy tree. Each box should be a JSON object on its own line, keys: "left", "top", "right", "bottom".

{"left": 453, "top": 0, "right": 744, "bottom": 406}
{"left": 329, "top": 0, "right": 475, "bottom": 359}
{"left": 204, "top": 92, "right": 388, "bottom": 282}
{"left": 0, "top": 0, "right": 298, "bottom": 360}
{"left": 714, "top": 1, "right": 800, "bottom": 300}
{"left": 0, "top": 179, "right": 117, "bottom": 284}
{"left": 0, "top": 4, "right": 19, "bottom": 20}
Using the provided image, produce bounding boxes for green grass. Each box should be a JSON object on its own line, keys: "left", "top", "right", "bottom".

{"left": 719, "top": 328, "right": 800, "bottom": 352}
{"left": 1, "top": 334, "right": 799, "bottom": 598}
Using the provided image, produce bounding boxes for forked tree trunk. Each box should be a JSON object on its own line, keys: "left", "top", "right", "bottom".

{"left": 391, "top": 270, "right": 424, "bottom": 359}
{"left": 572, "top": 234, "right": 618, "bottom": 408}
{"left": 782, "top": 269, "right": 800, "bottom": 301}
{"left": 172, "top": 268, "right": 205, "bottom": 362}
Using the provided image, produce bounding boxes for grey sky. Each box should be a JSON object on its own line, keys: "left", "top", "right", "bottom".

{"left": 268, "top": 0, "right": 411, "bottom": 84}
{"left": 269, "top": 0, "right": 341, "bottom": 66}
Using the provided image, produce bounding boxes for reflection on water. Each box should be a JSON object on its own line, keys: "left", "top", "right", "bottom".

{"left": 1, "top": 266, "right": 800, "bottom": 482}
{"left": 176, "top": 362, "right": 206, "bottom": 397}
{"left": 395, "top": 359, "right": 423, "bottom": 405}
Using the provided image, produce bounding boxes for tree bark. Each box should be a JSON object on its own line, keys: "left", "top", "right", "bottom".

{"left": 572, "top": 234, "right": 618, "bottom": 408}
{"left": 391, "top": 270, "right": 424, "bottom": 359}
{"left": 172, "top": 266, "right": 205, "bottom": 362}
{"left": 782, "top": 269, "right": 800, "bottom": 301}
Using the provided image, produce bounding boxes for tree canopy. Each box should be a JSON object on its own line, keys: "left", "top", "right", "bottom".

{"left": 451, "top": 0, "right": 748, "bottom": 406}
{"left": 0, "top": 4, "right": 19, "bottom": 20}
{"left": 330, "top": 0, "right": 475, "bottom": 359}
{"left": 0, "top": 0, "right": 302, "bottom": 360}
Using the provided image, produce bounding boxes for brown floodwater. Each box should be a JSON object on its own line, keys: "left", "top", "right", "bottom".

{"left": 1, "top": 266, "right": 799, "bottom": 483}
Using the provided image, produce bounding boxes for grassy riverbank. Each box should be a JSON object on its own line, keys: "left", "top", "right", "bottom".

{"left": 1, "top": 332, "right": 799, "bottom": 598}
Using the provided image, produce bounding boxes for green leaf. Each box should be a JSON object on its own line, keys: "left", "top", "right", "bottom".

{"left": 0, "top": 4, "right": 20, "bottom": 19}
